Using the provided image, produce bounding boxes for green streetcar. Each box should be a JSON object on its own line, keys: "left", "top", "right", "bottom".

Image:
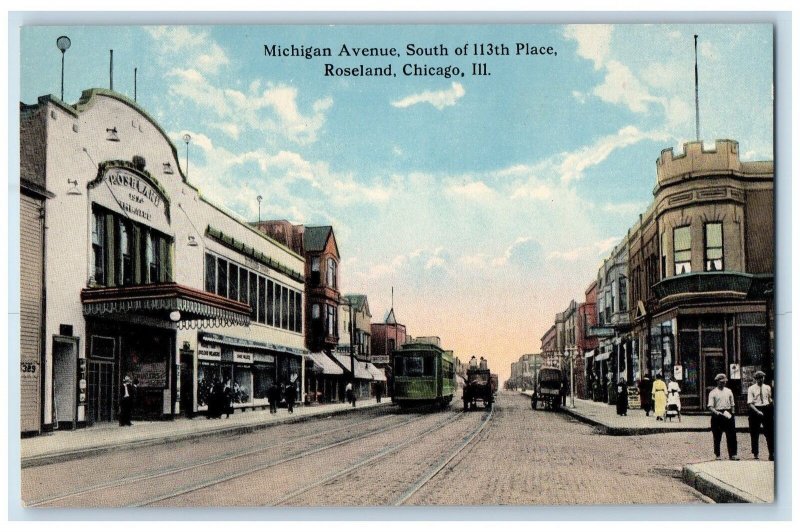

{"left": 392, "top": 339, "right": 456, "bottom": 408}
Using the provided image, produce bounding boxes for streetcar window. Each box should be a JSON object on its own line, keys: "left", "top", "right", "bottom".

{"left": 423, "top": 354, "right": 434, "bottom": 376}
{"left": 403, "top": 355, "right": 424, "bottom": 376}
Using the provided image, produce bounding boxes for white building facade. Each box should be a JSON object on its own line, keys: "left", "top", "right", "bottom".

{"left": 23, "top": 89, "right": 306, "bottom": 431}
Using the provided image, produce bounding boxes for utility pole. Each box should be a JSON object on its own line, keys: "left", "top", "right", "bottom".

{"left": 570, "top": 348, "right": 575, "bottom": 408}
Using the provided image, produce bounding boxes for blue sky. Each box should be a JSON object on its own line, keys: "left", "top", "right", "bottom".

{"left": 20, "top": 23, "right": 773, "bottom": 380}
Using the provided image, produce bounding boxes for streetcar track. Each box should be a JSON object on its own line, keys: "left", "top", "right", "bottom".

{"left": 133, "top": 410, "right": 443, "bottom": 507}
{"left": 271, "top": 410, "right": 466, "bottom": 507}
{"left": 26, "top": 412, "right": 418, "bottom": 508}
{"left": 392, "top": 403, "right": 494, "bottom": 506}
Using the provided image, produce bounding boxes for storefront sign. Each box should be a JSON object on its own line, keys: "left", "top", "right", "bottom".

{"left": 253, "top": 353, "right": 275, "bottom": 364}
{"left": 627, "top": 386, "right": 641, "bottom": 409}
{"left": 132, "top": 362, "right": 167, "bottom": 387}
{"left": 372, "top": 355, "right": 390, "bottom": 365}
{"left": 729, "top": 363, "right": 741, "bottom": 380}
{"left": 234, "top": 351, "right": 253, "bottom": 364}
{"left": 198, "top": 344, "right": 222, "bottom": 361}
{"left": 673, "top": 365, "right": 683, "bottom": 381}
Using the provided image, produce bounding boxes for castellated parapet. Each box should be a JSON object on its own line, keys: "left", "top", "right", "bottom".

{"left": 655, "top": 139, "right": 773, "bottom": 191}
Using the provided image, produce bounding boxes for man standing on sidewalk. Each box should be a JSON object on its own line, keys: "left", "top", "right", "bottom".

{"left": 747, "top": 370, "right": 774, "bottom": 461}
{"left": 707, "top": 373, "right": 739, "bottom": 461}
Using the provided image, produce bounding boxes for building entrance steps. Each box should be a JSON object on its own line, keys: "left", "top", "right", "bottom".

{"left": 21, "top": 399, "right": 386, "bottom": 468}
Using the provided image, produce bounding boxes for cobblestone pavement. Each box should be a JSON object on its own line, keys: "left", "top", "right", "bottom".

{"left": 407, "top": 390, "right": 749, "bottom": 505}
{"left": 24, "top": 391, "right": 751, "bottom": 507}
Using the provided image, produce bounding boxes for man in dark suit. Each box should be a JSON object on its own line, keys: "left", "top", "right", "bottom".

{"left": 119, "top": 375, "right": 135, "bottom": 426}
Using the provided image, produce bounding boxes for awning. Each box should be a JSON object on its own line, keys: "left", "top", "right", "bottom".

{"left": 305, "top": 353, "right": 344, "bottom": 375}
{"left": 199, "top": 331, "right": 307, "bottom": 356}
{"left": 330, "top": 353, "right": 373, "bottom": 380}
{"left": 595, "top": 351, "right": 611, "bottom": 362}
{"left": 584, "top": 349, "right": 596, "bottom": 359}
{"left": 366, "top": 363, "right": 387, "bottom": 382}
{"left": 81, "top": 282, "right": 251, "bottom": 329}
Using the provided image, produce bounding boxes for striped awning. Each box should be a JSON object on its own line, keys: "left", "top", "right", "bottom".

{"left": 81, "top": 282, "right": 251, "bottom": 329}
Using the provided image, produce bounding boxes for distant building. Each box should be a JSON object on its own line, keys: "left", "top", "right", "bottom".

{"left": 370, "top": 308, "right": 407, "bottom": 367}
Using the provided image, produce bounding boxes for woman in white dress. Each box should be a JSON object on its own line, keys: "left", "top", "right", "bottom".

{"left": 666, "top": 379, "right": 682, "bottom": 421}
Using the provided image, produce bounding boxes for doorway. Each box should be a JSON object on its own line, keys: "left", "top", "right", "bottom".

{"left": 52, "top": 337, "right": 78, "bottom": 429}
{"left": 88, "top": 360, "right": 116, "bottom": 424}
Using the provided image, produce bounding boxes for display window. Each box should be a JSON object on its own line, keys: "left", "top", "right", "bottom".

{"left": 232, "top": 366, "right": 252, "bottom": 405}
{"left": 197, "top": 362, "right": 221, "bottom": 410}
{"left": 252, "top": 363, "right": 275, "bottom": 401}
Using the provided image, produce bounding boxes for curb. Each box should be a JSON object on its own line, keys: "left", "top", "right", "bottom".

{"left": 681, "top": 465, "right": 766, "bottom": 503}
{"left": 22, "top": 402, "right": 389, "bottom": 469}
{"left": 519, "top": 393, "right": 749, "bottom": 436}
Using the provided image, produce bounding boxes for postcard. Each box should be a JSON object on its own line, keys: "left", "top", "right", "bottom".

{"left": 16, "top": 20, "right": 777, "bottom": 511}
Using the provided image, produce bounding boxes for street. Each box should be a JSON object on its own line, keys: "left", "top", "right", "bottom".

{"left": 22, "top": 391, "right": 722, "bottom": 507}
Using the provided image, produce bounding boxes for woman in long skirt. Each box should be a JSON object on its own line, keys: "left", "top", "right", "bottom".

{"left": 616, "top": 378, "right": 629, "bottom": 416}
{"left": 652, "top": 373, "right": 668, "bottom": 421}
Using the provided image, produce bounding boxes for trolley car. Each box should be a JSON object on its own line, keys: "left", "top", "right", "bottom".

{"left": 392, "top": 339, "right": 456, "bottom": 408}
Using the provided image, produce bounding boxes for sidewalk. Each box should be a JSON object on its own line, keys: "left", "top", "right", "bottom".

{"left": 519, "top": 391, "right": 774, "bottom": 503}
{"left": 21, "top": 399, "right": 388, "bottom": 468}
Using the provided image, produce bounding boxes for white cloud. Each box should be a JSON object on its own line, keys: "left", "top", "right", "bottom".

{"left": 146, "top": 27, "right": 229, "bottom": 75}
{"left": 558, "top": 125, "right": 668, "bottom": 184}
{"left": 572, "top": 90, "right": 587, "bottom": 104}
{"left": 491, "top": 237, "right": 539, "bottom": 267}
{"left": 564, "top": 25, "right": 613, "bottom": 70}
{"left": 391, "top": 82, "right": 465, "bottom": 110}
{"left": 510, "top": 182, "right": 553, "bottom": 200}
{"left": 593, "top": 60, "right": 663, "bottom": 114}
{"left": 546, "top": 236, "right": 620, "bottom": 262}
{"left": 446, "top": 181, "right": 495, "bottom": 200}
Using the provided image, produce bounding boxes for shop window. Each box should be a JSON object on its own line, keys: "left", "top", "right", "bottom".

{"left": 257, "top": 276, "right": 266, "bottom": 324}
{"left": 267, "top": 281, "right": 275, "bottom": 326}
{"left": 252, "top": 364, "right": 274, "bottom": 400}
{"left": 92, "top": 212, "right": 105, "bottom": 285}
{"left": 197, "top": 362, "right": 219, "bottom": 408}
{"left": 673, "top": 226, "right": 691, "bottom": 275}
{"left": 740, "top": 326, "right": 765, "bottom": 367}
{"left": 216, "top": 258, "right": 228, "bottom": 298}
{"left": 205, "top": 253, "right": 216, "bottom": 293}
{"left": 704, "top": 223, "right": 724, "bottom": 271}
{"left": 232, "top": 366, "right": 251, "bottom": 404}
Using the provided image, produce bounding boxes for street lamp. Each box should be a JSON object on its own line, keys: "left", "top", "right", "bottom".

{"left": 183, "top": 133, "right": 191, "bottom": 177}
{"left": 56, "top": 35, "right": 71, "bottom": 101}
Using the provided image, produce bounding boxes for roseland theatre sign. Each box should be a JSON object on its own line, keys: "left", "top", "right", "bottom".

{"left": 89, "top": 163, "right": 171, "bottom": 234}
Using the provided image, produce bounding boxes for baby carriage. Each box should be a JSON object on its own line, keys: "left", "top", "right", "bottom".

{"left": 666, "top": 381, "right": 681, "bottom": 422}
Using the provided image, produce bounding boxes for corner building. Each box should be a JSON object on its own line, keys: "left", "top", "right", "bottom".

{"left": 22, "top": 89, "right": 306, "bottom": 431}
{"left": 628, "top": 140, "right": 773, "bottom": 411}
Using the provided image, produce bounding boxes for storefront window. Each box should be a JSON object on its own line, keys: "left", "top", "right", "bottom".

{"left": 197, "top": 362, "right": 220, "bottom": 408}
{"left": 252, "top": 363, "right": 275, "bottom": 400}
{"left": 232, "top": 366, "right": 252, "bottom": 404}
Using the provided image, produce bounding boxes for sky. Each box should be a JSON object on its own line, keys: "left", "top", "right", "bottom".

{"left": 19, "top": 23, "right": 774, "bottom": 383}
